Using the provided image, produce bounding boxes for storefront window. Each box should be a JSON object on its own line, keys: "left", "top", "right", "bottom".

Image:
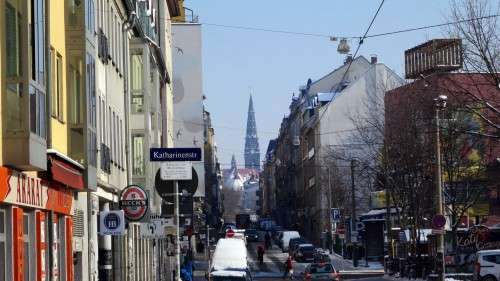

{"left": 23, "top": 213, "right": 31, "bottom": 281}
{"left": 0, "top": 209, "right": 5, "bottom": 281}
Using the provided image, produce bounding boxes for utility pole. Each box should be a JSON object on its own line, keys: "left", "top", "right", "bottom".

{"left": 174, "top": 181, "right": 181, "bottom": 281}
{"left": 327, "top": 167, "right": 333, "bottom": 254}
{"left": 434, "top": 95, "right": 447, "bottom": 281}
{"left": 351, "top": 160, "right": 358, "bottom": 267}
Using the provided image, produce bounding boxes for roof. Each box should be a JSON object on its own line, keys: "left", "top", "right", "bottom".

{"left": 211, "top": 271, "right": 247, "bottom": 277}
{"left": 211, "top": 238, "right": 248, "bottom": 271}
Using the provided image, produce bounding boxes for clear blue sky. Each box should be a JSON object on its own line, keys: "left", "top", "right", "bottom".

{"left": 184, "top": 0, "right": 456, "bottom": 169}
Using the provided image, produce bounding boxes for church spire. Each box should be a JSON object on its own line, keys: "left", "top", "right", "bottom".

{"left": 244, "top": 94, "right": 260, "bottom": 169}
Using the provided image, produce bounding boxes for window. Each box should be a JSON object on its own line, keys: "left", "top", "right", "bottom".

{"left": 115, "top": 114, "right": 118, "bottom": 166}
{"left": 6, "top": 0, "right": 23, "bottom": 77}
{"left": 69, "top": 65, "right": 83, "bottom": 125}
{"left": 23, "top": 214, "right": 33, "bottom": 280}
{"left": 131, "top": 54, "right": 143, "bottom": 113}
{"left": 30, "top": 85, "right": 46, "bottom": 138}
{"left": 30, "top": 0, "right": 46, "bottom": 86}
{"left": 0, "top": 209, "right": 6, "bottom": 281}
{"left": 110, "top": 8, "right": 114, "bottom": 62}
{"left": 132, "top": 134, "right": 144, "bottom": 176}
{"left": 86, "top": 54, "right": 97, "bottom": 167}
{"left": 109, "top": 107, "right": 112, "bottom": 161}
{"left": 112, "top": 111, "right": 116, "bottom": 164}
{"left": 51, "top": 50, "right": 64, "bottom": 122}
{"left": 85, "top": 0, "right": 95, "bottom": 33}
{"left": 120, "top": 119, "right": 123, "bottom": 168}
{"left": 483, "top": 254, "right": 500, "bottom": 264}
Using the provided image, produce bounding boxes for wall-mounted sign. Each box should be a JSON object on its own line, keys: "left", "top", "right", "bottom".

{"left": 119, "top": 185, "right": 148, "bottom": 222}
{"left": 150, "top": 148, "right": 202, "bottom": 162}
{"left": 161, "top": 162, "right": 192, "bottom": 180}
{"left": 140, "top": 217, "right": 169, "bottom": 239}
{"left": 331, "top": 208, "right": 341, "bottom": 222}
{"left": 0, "top": 167, "right": 73, "bottom": 215}
{"left": 100, "top": 210, "right": 125, "bottom": 235}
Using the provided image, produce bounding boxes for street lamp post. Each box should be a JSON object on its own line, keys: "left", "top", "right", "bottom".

{"left": 351, "top": 159, "right": 358, "bottom": 268}
{"left": 327, "top": 167, "right": 334, "bottom": 254}
{"left": 434, "top": 95, "right": 447, "bottom": 281}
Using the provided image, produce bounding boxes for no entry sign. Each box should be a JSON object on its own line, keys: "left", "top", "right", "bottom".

{"left": 120, "top": 185, "right": 149, "bottom": 222}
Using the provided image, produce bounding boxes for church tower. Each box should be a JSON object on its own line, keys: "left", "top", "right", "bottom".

{"left": 244, "top": 95, "right": 260, "bottom": 169}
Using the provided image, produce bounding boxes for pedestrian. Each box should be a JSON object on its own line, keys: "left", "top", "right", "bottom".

{"left": 257, "top": 245, "right": 265, "bottom": 265}
{"left": 265, "top": 232, "right": 271, "bottom": 249}
{"left": 282, "top": 256, "right": 293, "bottom": 280}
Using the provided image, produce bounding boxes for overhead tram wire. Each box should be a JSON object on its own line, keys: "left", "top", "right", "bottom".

{"left": 314, "top": 0, "right": 385, "bottom": 127}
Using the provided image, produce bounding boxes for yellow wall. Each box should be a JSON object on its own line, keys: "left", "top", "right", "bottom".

{"left": 49, "top": 0, "right": 68, "bottom": 155}
{"left": 0, "top": 0, "right": 4, "bottom": 165}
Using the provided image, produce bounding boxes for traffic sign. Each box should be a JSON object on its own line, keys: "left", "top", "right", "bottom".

{"left": 432, "top": 215, "right": 446, "bottom": 229}
{"left": 150, "top": 148, "right": 202, "bottom": 162}
{"left": 226, "top": 228, "right": 235, "bottom": 238}
{"left": 161, "top": 162, "right": 192, "bottom": 180}
{"left": 120, "top": 185, "right": 149, "bottom": 222}
{"left": 100, "top": 210, "right": 125, "bottom": 235}
{"left": 331, "top": 208, "right": 341, "bottom": 222}
{"left": 140, "top": 217, "right": 169, "bottom": 239}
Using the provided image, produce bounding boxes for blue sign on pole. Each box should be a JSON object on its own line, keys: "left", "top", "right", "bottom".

{"left": 331, "top": 208, "right": 341, "bottom": 222}
{"left": 150, "top": 148, "right": 202, "bottom": 162}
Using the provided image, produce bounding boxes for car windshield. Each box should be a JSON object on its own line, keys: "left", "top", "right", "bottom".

{"left": 310, "top": 264, "right": 334, "bottom": 273}
{"left": 245, "top": 229, "right": 257, "bottom": 234}
{"left": 300, "top": 246, "right": 314, "bottom": 253}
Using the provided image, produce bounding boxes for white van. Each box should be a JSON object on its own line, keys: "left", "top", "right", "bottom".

{"left": 209, "top": 238, "right": 252, "bottom": 281}
{"left": 474, "top": 249, "right": 500, "bottom": 281}
{"left": 280, "top": 231, "right": 300, "bottom": 252}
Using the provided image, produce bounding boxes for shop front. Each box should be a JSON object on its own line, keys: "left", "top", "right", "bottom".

{"left": 0, "top": 166, "right": 74, "bottom": 281}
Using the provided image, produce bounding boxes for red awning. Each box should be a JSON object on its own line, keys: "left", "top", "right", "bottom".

{"left": 49, "top": 157, "right": 84, "bottom": 190}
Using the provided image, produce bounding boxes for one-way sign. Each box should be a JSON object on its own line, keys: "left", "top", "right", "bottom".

{"left": 150, "top": 148, "right": 202, "bottom": 162}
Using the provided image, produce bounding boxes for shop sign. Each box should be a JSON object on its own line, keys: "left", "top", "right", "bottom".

{"left": 100, "top": 210, "right": 125, "bottom": 235}
{"left": 0, "top": 167, "right": 73, "bottom": 215}
{"left": 119, "top": 185, "right": 149, "bottom": 222}
{"left": 457, "top": 226, "right": 500, "bottom": 251}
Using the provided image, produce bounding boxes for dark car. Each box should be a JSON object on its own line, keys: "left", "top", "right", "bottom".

{"left": 245, "top": 228, "right": 260, "bottom": 242}
{"left": 313, "top": 248, "right": 331, "bottom": 263}
{"left": 294, "top": 244, "right": 315, "bottom": 262}
{"left": 304, "top": 263, "right": 340, "bottom": 281}
{"left": 289, "top": 237, "right": 308, "bottom": 256}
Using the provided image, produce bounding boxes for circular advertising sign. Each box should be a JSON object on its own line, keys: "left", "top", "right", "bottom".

{"left": 119, "top": 185, "right": 149, "bottom": 222}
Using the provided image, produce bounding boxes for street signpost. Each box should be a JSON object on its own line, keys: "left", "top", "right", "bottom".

{"left": 331, "top": 208, "right": 341, "bottom": 222}
{"left": 150, "top": 147, "right": 202, "bottom": 281}
{"left": 100, "top": 210, "right": 125, "bottom": 235}
{"left": 119, "top": 185, "right": 149, "bottom": 222}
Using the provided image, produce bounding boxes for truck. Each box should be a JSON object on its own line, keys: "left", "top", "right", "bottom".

{"left": 235, "top": 214, "right": 251, "bottom": 229}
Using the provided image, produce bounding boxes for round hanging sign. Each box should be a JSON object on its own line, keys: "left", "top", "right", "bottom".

{"left": 119, "top": 185, "right": 148, "bottom": 222}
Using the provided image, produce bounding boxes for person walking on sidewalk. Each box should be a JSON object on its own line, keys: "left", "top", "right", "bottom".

{"left": 283, "top": 256, "right": 293, "bottom": 280}
{"left": 265, "top": 232, "right": 272, "bottom": 249}
{"left": 257, "top": 245, "right": 265, "bottom": 265}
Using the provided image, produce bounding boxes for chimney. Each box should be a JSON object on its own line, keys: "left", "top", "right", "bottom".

{"left": 370, "top": 54, "right": 378, "bottom": 64}
{"left": 344, "top": 54, "right": 353, "bottom": 65}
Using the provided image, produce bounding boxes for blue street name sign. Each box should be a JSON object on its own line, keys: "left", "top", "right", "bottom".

{"left": 150, "top": 148, "right": 202, "bottom": 162}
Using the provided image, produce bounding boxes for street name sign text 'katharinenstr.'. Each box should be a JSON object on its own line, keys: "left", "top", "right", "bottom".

{"left": 150, "top": 148, "right": 202, "bottom": 162}
{"left": 161, "top": 162, "right": 192, "bottom": 180}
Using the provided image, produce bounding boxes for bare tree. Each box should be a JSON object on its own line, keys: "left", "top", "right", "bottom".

{"left": 447, "top": 0, "right": 500, "bottom": 138}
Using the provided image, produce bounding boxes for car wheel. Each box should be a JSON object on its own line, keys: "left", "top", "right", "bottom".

{"left": 482, "top": 276, "right": 497, "bottom": 281}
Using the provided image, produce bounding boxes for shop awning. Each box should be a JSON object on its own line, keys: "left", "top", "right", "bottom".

{"left": 49, "top": 157, "right": 84, "bottom": 190}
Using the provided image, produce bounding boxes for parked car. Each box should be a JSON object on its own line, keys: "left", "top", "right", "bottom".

{"left": 245, "top": 228, "right": 260, "bottom": 242}
{"left": 474, "top": 249, "right": 500, "bottom": 281}
{"left": 289, "top": 237, "right": 308, "bottom": 256}
{"left": 313, "top": 248, "right": 331, "bottom": 263}
{"left": 304, "top": 263, "right": 340, "bottom": 281}
{"left": 294, "top": 244, "right": 315, "bottom": 263}
{"left": 209, "top": 238, "right": 252, "bottom": 281}
{"left": 280, "top": 231, "right": 300, "bottom": 252}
